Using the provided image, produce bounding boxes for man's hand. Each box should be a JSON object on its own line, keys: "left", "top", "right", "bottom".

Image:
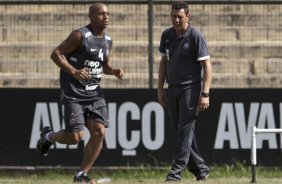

{"left": 113, "top": 68, "right": 124, "bottom": 79}
{"left": 73, "top": 68, "right": 91, "bottom": 81}
{"left": 198, "top": 96, "right": 209, "bottom": 111}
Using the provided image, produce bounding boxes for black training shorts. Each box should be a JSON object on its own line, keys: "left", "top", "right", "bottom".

{"left": 63, "top": 99, "right": 109, "bottom": 132}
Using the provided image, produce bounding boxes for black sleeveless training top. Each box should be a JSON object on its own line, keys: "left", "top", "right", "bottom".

{"left": 60, "top": 24, "right": 112, "bottom": 102}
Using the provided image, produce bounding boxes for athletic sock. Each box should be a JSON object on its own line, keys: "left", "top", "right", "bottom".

{"left": 76, "top": 171, "right": 85, "bottom": 177}
{"left": 45, "top": 132, "right": 54, "bottom": 143}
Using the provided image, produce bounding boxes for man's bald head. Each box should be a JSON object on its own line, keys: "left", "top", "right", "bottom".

{"left": 89, "top": 3, "right": 107, "bottom": 16}
{"left": 88, "top": 3, "right": 109, "bottom": 33}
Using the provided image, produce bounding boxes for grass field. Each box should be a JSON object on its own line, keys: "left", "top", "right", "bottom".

{"left": 0, "top": 164, "right": 282, "bottom": 184}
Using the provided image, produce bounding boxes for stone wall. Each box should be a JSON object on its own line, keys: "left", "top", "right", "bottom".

{"left": 0, "top": 3, "right": 281, "bottom": 88}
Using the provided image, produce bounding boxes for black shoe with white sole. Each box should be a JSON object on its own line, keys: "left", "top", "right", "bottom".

{"left": 196, "top": 173, "right": 209, "bottom": 181}
{"left": 36, "top": 127, "right": 53, "bottom": 156}
{"left": 73, "top": 172, "right": 92, "bottom": 183}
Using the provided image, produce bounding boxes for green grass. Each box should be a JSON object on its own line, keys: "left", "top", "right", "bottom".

{"left": 0, "top": 164, "right": 282, "bottom": 184}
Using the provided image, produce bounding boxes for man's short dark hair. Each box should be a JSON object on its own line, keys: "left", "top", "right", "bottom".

{"left": 172, "top": 1, "right": 189, "bottom": 14}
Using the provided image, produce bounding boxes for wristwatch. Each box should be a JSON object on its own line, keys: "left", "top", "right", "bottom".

{"left": 201, "top": 92, "right": 210, "bottom": 98}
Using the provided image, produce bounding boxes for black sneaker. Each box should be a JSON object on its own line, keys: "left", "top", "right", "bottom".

{"left": 196, "top": 173, "right": 209, "bottom": 181}
{"left": 73, "top": 172, "right": 92, "bottom": 183}
{"left": 36, "top": 127, "right": 53, "bottom": 156}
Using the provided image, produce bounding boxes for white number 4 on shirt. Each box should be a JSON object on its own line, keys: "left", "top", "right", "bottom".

{"left": 99, "top": 49, "right": 103, "bottom": 61}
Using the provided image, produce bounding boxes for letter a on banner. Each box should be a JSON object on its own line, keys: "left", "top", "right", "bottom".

{"left": 214, "top": 103, "right": 239, "bottom": 149}
{"left": 29, "top": 103, "right": 52, "bottom": 148}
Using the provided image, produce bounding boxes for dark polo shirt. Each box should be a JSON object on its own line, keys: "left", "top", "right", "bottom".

{"left": 159, "top": 24, "right": 210, "bottom": 86}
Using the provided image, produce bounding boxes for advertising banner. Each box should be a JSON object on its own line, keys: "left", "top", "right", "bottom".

{"left": 0, "top": 88, "right": 282, "bottom": 167}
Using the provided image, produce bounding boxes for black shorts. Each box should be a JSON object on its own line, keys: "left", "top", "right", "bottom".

{"left": 63, "top": 99, "right": 109, "bottom": 132}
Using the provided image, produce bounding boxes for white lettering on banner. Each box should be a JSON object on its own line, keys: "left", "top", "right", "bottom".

{"left": 214, "top": 102, "right": 280, "bottom": 150}
{"left": 142, "top": 102, "right": 164, "bottom": 150}
{"left": 29, "top": 103, "right": 50, "bottom": 149}
{"left": 214, "top": 103, "right": 239, "bottom": 149}
{"left": 118, "top": 102, "right": 140, "bottom": 156}
{"left": 256, "top": 103, "right": 277, "bottom": 149}
{"left": 104, "top": 103, "right": 117, "bottom": 149}
{"left": 29, "top": 103, "right": 77, "bottom": 149}
{"left": 280, "top": 103, "right": 282, "bottom": 148}
{"left": 29, "top": 101, "right": 165, "bottom": 156}
{"left": 235, "top": 103, "right": 259, "bottom": 149}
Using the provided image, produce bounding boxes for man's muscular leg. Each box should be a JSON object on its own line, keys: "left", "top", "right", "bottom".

{"left": 80, "top": 119, "right": 105, "bottom": 172}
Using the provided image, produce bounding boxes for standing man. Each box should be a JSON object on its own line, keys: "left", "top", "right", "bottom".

{"left": 36, "top": 3, "right": 123, "bottom": 183}
{"left": 158, "top": 1, "right": 212, "bottom": 182}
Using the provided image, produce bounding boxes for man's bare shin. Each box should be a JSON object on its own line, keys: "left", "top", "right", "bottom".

{"left": 80, "top": 136, "right": 103, "bottom": 172}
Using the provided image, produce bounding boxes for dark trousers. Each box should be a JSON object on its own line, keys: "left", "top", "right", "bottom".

{"left": 166, "top": 83, "right": 209, "bottom": 181}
